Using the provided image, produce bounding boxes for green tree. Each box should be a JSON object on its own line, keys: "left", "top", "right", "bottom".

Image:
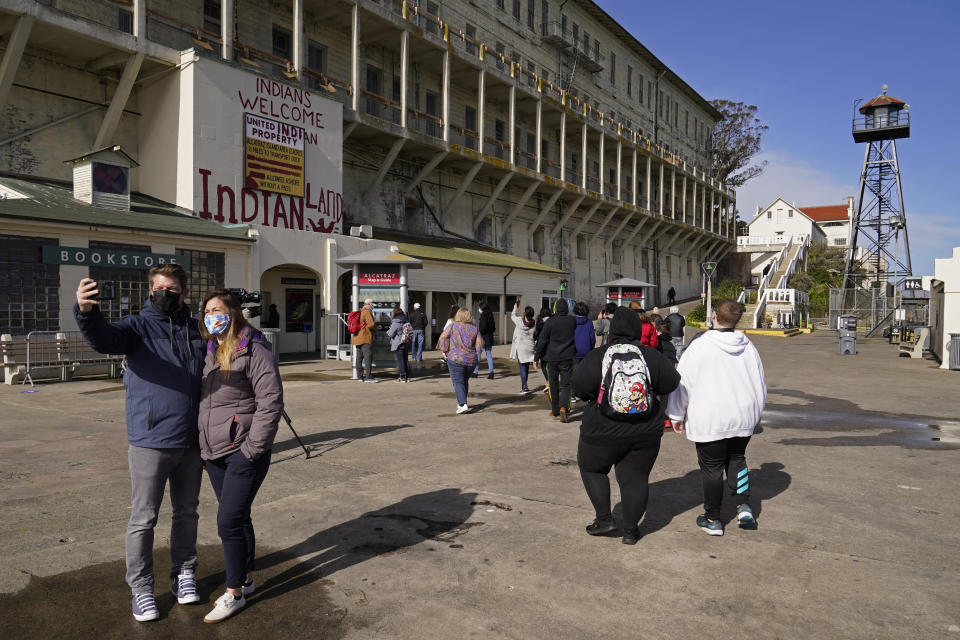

{"left": 710, "top": 100, "right": 768, "bottom": 188}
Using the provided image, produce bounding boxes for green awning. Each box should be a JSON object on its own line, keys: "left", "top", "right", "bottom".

{"left": 0, "top": 176, "right": 252, "bottom": 242}
{"left": 385, "top": 236, "right": 565, "bottom": 275}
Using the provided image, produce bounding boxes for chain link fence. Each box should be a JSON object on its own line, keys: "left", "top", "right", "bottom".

{"left": 828, "top": 288, "right": 894, "bottom": 332}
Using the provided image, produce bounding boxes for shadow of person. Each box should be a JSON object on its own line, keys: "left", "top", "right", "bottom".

{"left": 237, "top": 488, "right": 478, "bottom": 606}
{"left": 271, "top": 423, "right": 416, "bottom": 459}
{"left": 627, "top": 461, "right": 792, "bottom": 536}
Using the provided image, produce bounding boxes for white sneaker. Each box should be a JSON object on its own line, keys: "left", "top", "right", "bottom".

{"left": 456, "top": 404, "right": 470, "bottom": 414}
{"left": 242, "top": 578, "right": 255, "bottom": 596}
{"left": 203, "top": 591, "right": 246, "bottom": 623}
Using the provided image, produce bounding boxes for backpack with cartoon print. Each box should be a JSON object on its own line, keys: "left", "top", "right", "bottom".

{"left": 596, "top": 343, "right": 653, "bottom": 420}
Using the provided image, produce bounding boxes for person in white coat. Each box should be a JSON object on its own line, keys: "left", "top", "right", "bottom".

{"left": 666, "top": 298, "right": 766, "bottom": 537}
{"left": 509, "top": 302, "right": 537, "bottom": 394}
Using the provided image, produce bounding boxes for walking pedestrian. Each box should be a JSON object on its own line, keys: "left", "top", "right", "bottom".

{"left": 628, "top": 301, "right": 660, "bottom": 348}
{"left": 475, "top": 303, "right": 496, "bottom": 379}
{"left": 649, "top": 313, "right": 677, "bottom": 364}
{"left": 74, "top": 264, "right": 204, "bottom": 623}
{"left": 509, "top": 302, "right": 537, "bottom": 394}
{"left": 666, "top": 299, "right": 767, "bottom": 536}
{"left": 534, "top": 299, "right": 576, "bottom": 422}
{"left": 665, "top": 305, "right": 686, "bottom": 359}
{"left": 595, "top": 302, "right": 617, "bottom": 346}
{"left": 572, "top": 308, "right": 680, "bottom": 545}
{"left": 408, "top": 302, "right": 427, "bottom": 363}
{"left": 438, "top": 305, "right": 459, "bottom": 371}
{"left": 534, "top": 307, "right": 553, "bottom": 390}
{"left": 198, "top": 291, "right": 283, "bottom": 623}
{"left": 387, "top": 306, "right": 411, "bottom": 382}
{"left": 352, "top": 298, "right": 377, "bottom": 382}
{"left": 437, "top": 307, "right": 484, "bottom": 414}
{"left": 667, "top": 286, "right": 676, "bottom": 305}
{"left": 573, "top": 301, "right": 596, "bottom": 362}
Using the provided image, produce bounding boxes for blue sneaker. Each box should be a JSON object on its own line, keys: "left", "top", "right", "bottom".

{"left": 171, "top": 568, "right": 199, "bottom": 604}
{"left": 696, "top": 514, "right": 724, "bottom": 536}
{"left": 737, "top": 504, "right": 756, "bottom": 529}
{"left": 132, "top": 592, "right": 160, "bottom": 622}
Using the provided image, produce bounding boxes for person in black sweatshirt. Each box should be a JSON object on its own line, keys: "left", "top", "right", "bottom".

{"left": 571, "top": 307, "right": 681, "bottom": 545}
{"left": 534, "top": 298, "right": 577, "bottom": 422}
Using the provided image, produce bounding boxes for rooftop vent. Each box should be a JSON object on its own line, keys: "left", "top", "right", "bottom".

{"left": 64, "top": 146, "right": 139, "bottom": 211}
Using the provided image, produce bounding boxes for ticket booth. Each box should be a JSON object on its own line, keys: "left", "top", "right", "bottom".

{"left": 336, "top": 247, "right": 423, "bottom": 376}
{"left": 596, "top": 277, "right": 657, "bottom": 309}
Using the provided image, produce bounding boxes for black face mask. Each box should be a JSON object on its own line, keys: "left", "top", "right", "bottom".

{"left": 152, "top": 289, "right": 181, "bottom": 315}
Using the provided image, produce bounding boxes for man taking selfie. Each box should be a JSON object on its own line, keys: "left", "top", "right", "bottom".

{"left": 74, "top": 263, "right": 205, "bottom": 622}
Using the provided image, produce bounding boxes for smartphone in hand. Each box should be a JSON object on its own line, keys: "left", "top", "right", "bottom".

{"left": 93, "top": 281, "right": 116, "bottom": 301}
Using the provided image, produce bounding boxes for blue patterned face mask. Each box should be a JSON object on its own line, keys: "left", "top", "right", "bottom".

{"left": 204, "top": 313, "right": 231, "bottom": 336}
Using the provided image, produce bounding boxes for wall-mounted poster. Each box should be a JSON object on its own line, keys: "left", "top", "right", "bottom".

{"left": 244, "top": 113, "right": 305, "bottom": 197}
{"left": 285, "top": 288, "right": 314, "bottom": 332}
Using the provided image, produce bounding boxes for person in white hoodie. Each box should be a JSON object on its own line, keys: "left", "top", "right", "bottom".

{"left": 666, "top": 298, "right": 766, "bottom": 536}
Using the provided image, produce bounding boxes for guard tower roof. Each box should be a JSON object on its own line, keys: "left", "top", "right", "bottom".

{"left": 859, "top": 93, "right": 906, "bottom": 114}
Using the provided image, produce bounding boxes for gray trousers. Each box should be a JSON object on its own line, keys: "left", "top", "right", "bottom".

{"left": 356, "top": 343, "right": 373, "bottom": 379}
{"left": 126, "top": 445, "right": 202, "bottom": 594}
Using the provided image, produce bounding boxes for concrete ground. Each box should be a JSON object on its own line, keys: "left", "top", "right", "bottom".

{"left": 1, "top": 329, "right": 958, "bottom": 639}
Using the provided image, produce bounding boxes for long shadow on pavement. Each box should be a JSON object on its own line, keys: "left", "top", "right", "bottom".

{"left": 271, "top": 423, "right": 415, "bottom": 459}
{"left": 247, "top": 487, "right": 479, "bottom": 606}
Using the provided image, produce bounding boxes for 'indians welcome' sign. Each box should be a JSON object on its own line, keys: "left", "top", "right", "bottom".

{"left": 191, "top": 57, "right": 343, "bottom": 234}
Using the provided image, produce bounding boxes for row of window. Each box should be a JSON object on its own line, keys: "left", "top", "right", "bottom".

{"left": 527, "top": 228, "right": 696, "bottom": 277}
{"left": 0, "top": 235, "right": 225, "bottom": 334}
{"left": 199, "top": 0, "right": 711, "bottom": 164}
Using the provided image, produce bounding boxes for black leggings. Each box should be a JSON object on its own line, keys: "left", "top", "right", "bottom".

{"left": 695, "top": 436, "right": 751, "bottom": 520}
{"left": 578, "top": 435, "right": 662, "bottom": 534}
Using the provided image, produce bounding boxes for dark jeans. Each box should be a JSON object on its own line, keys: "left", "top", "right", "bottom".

{"left": 205, "top": 450, "right": 272, "bottom": 590}
{"left": 518, "top": 361, "right": 530, "bottom": 389}
{"left": 394, "top": 344, "right": 409, "bottom": 379}
{"left": 355, "top": 343, "right": 373, "bottom": 379}
{"left": 578, "top": 435, "right": 662, "bottom": 534}
{"left": 544, "top": 359, "right": 573, "bottom": 415}
{"left": 447, "top": 361, "right": 471, "bottom": 405}
{"left": 695, "top": 436, "right": 751, "bottom": 521}
{"left": 411, "top": 329, "right": 425, "bottom": 360}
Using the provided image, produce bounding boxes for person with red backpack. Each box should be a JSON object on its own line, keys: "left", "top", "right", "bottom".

{"left": 571, "top": 307, "right": 680, "bottom": 545}
{"left": 350, "top": 299, "right": 377, "bottom": 382}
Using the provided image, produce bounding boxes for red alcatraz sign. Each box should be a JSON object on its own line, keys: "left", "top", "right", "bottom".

{"left": 359, "top": 267, "right": 400, "bottom": 285}
{"left": 609, "top": 288, "right": 645, "bottom": 300}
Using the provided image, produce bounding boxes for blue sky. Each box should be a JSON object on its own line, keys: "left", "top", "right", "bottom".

{"left": 601, "top": 0, "right": 960, "bottom": 276}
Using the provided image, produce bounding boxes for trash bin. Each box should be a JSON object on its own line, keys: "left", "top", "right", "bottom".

{"left": 950, "top": 333, "right": 960, "bottom": 371}
{"left": 260, "top": 329, "right": 280, "bottom": 362}
{"left": 838, "top": 314, "right": 857, "bottom": 355}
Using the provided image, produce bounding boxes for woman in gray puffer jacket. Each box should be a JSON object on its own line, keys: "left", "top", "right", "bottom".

{"left": 197, "top": 290, "right": 283, "bottom": 623}
{"left": 386, "top": 306, "right": 411, "bottom": 382}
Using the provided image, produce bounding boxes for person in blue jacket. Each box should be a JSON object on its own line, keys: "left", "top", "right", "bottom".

{"left": 74, "top": 263, "right": 205, "bottom": 623}
{"left": 573, "top": 301, "right": 596, "bottom": 363}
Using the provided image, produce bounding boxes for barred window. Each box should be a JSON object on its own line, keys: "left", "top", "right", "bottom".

{"left": 0, "top": 235, "right": 60, "bottom": 334}
{"left": 175, "top": 248, "right": 225, "bottom": 310}
{"left": 89, "top": 241, "right": 152, "bottom": 322}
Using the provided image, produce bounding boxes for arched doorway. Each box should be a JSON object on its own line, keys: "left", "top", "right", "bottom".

{"left": 259, "top": 264, "right": 324, "bottom": 355}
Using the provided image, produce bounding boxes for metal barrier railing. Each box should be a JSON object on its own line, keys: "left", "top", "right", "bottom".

{"left": 17, "top": 331, "right": 123, "bottom": 387}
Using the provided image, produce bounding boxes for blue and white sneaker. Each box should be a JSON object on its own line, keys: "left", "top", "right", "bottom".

{"left": 736, "top": 504, "right": 756, "bottom": 529}
{"left": 696, "top": 514, "right": 724, "bottom": 536}
{"left": 132, "top": 592, "right": 160, "bottom": 622}
{"left": 171, "top": 568, "right": 199, "bottom": 604}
